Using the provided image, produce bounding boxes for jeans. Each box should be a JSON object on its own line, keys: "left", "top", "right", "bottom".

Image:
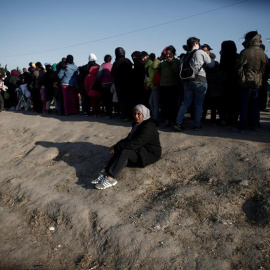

{"left": 149, "top": 87, "right": 160, "bottom": 121}
{"left": 239, "top": 87, "right": 259, "bottom": 129}
{"left": 176, "top": 81, "right": 207, "bottom": 127}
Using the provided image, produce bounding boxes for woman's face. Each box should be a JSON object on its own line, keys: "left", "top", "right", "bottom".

{"left": 193, "top": 42, "right": 200, "bottom": 50}
{"left": 166, "top": 50, "right": 174, "bottom": 61}
{"left": 133, "top": 109, "right": 144, "bottom": 123}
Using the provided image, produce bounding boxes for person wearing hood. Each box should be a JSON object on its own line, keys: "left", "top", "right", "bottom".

{"left": 111, "top": 47, "right": 133, "bottom": 121}
{"left": 84, "top": 53, "right": 101, "bottom": 116}
{"left": 219, "top": 40, "right": 240, "bottom": 126}
{"left": 91, "top": 104, "right": 161, "bottom": 190}
{"left": 235, "top": 31, "right": 266, "bottom": 131}
{"left": 58, "top": 54, "right": 79, "bottom": 115}
{"left": 131, "top": 51, "right": 145, "bottom": 106}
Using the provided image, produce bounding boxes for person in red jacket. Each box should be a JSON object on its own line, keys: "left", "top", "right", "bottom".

{"left": 98, "top": 54, "right": 114, "bottom": 118}
{"left": 84, "top": 53, "right": 101, "bottom": 117}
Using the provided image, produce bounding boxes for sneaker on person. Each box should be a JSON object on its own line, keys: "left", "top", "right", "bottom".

{"left": 91, "top": 173, "right": 105, "bottom": 184}
{"left": 232, "top": 127, "right": 244, "bottom": 133}
{"left": 80, "top": 112, "right": 89, "bottom": 117}
{"left": 193, "top": 126, "right": 201, "bottom": 131}
{"left": 174, "top": 124, "right": 185, "bottom": 131}
{"left": 95, "top": 177, "right": 117, "bottom": 190}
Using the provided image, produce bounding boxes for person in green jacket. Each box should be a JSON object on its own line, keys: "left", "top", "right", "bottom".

{"left": 157, "top": 45, "right": 182, "bottom": 128}
{"left": 141, "top": 51, "right": 155, "bottom": 107}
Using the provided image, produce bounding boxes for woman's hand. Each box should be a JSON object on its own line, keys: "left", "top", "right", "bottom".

{"left": 109, "top": 147, "right": 115, "bottom": 156}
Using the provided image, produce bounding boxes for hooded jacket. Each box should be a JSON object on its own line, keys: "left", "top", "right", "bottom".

{"left": 237, "top": 34, "right": 266, "bottom": 88}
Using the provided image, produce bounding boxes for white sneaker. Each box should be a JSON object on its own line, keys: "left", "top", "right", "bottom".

{"left": 91, "top": 173, "right": 105, "bottom": 184}
{"left": 95, "top": 177, "right": 117, "bottom": 190}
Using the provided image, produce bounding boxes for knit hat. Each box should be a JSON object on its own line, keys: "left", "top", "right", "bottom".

{"left": 89, "top": 53, "right": 97, "bottom": 62}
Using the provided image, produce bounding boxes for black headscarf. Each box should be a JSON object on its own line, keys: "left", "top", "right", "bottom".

{"left": 115, "top": 47, "right": 125, "bottom": 59}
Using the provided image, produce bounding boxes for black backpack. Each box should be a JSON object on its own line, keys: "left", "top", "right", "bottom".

{"left": 179, "top": 50, "right": 197, "bottom": 81}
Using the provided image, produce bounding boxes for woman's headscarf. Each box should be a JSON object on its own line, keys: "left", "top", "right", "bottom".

{"left": 11, "top": 70, "right": 19, "bottom": 77}
{"left": 133, "top": 104, "right": 150, "bottom": 121}
{"left": 89, "top": 53, "right": 97, "bottom": 62}
{"left": 115, "top": 47, "right": 125, "bottom": 59}
{"left": 128, "top": 104, "right": 151, "bottom": 140}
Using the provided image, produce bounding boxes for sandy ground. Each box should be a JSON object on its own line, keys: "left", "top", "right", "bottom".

{"left": 0, "top": 109, "right": 270, "bottom": 270}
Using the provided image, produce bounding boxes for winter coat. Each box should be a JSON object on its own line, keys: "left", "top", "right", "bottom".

{"left": 33, "top": 69, "right": 45, "bottom": 89}
{"left": 58, "top": 64, "right": 78, "bottom": 86}
{"left": 111, "top": 57, "right": 133, "bottom": 89}
{"left": 157, "top": 58, "right": 181, "bottom": 87}
{"left": 114, "top": 118, "right": 161, "bottom": 167}
{"left": 99, "top": 62, "right": 114, "bottom": 86}
{"left": 144, "top": 59, "right": 155, "bottom": 88}
{"left": 44, "top": 70, "right": 58, "bottom": 101}
{"left": 236, "top": 34, "right": 266, "bottom": 88}
{"left": 84, "top": 64, "right": 101, "bottom": 97}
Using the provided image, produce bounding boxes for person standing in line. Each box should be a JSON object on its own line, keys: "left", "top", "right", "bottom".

{"left": 111, "top": 47, "right": 133, "bottom": 121}
{"left": 141, "top": 51, "right": 155, "bottom": 108}
{"left": 131, "top": 51, "right": 145, "bottom": 107}
{"left": 58, "top": 55, "right": 79, "bottom": 115}
{"left": 98, "top": 54, "right": 114, "bottom": 118}
{"left": 84, "top": 53, "right": 101, "bottom": 117}
{"left": 0, "top": 73, "right": 5, "bottom": 112}
{"left": 31, "top": 62, "right": 44, "bottom": 113}
{"left": 174, "top": 37, "right": 215, "bottom": 131}
{"left": 157, "top": 45, "right": 182, "bottom": 129}
{"left": 43, "top": 63, "right": 58, "bottom": 114}
{"left": 219, "top": 40, "right": 240, "bottom": 126}
{"left": 4, "top": 69, "right": 21, "bottom": 110}
{"left": 234, "top": 31, "right": 266, "bottom": 131}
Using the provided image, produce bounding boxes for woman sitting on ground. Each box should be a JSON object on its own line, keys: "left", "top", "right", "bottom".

{"left": 92, "top": 104, "right": 162, "bottom": 190}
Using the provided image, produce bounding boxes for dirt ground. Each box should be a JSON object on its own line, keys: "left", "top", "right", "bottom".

{"left": 0, "top": 109, "right": 270, "bottom": 270}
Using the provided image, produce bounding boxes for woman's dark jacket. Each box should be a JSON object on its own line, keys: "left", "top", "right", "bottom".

{"left": 111, "top": 58, "right": 133, "bottom": 89}
{"left": 114, "top": 118, "right": 161, "bottom": 167}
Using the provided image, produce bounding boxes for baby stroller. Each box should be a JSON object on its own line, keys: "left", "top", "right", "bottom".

{"left": 16, "top": 84, "right": 32, "bottom": 111}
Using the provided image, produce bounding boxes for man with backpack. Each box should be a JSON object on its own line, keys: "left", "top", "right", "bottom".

{"left": 174, "top": 37, "right": 215, "bottom": 131}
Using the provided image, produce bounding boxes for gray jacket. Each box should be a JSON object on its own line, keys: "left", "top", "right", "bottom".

{"left": 191, "top": 49, "right": 215, "bottom": 81}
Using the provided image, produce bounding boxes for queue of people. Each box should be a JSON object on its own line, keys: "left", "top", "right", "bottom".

{"left": 1, "top": 31, "right": 270, "bottom": 134}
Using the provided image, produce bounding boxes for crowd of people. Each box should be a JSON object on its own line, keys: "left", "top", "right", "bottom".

{"left": 0, "top": 30, "right": 270, "bottom": 133}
